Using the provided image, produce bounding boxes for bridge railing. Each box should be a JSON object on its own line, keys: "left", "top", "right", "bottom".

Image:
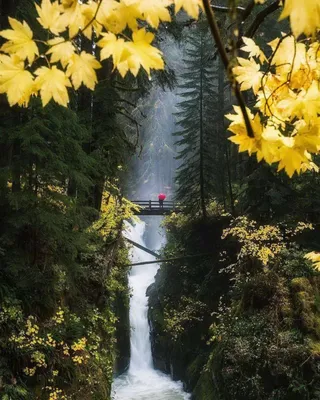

{"left": 132, "top": 200, "right": 181, "bottom": 210}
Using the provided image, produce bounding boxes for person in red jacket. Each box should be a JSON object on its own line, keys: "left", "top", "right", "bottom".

{"left": 158, "top": 193, "right": 166, "bottom": 208}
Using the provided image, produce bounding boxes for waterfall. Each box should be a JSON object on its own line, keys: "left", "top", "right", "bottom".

{"left": 112, "top": 220, "right": 190, "bottom": 400}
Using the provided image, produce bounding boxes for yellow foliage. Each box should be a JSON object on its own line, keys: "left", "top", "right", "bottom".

{"left": 305, "top": 252, "right": 320, "bottom": 271}
{"left": 34, "top": 65, "right": 71, "bottom": 107}
{"left": 0, "top": 0, "right": 202, "bottom": 108}
{"left": 92, "top": 186, "right": 139, "bottom": 239}
{"left": 230, "top": 35, "right": 320, "bottom": 177}
{"left": 280, "top": 0, "right": 320, "bottom": 38}
{"left": 223, "top": 217, "right": 313, "bottom": 266}
{"left": 233, "top": 57, "right": 262, "bottom": 94}
{"left": 71, "top": 337, "right": 87, "bottom": 352}
{"left": 46, "top": 37, "right": 76, "bottom": 68}
{"left": 66, "top": 51, "right": 101, "bottom": 90}
{"left": 0, "top": 18, "right": 38, "bottom": 63}
{"left": 0, "top": 54, "right": 34, "bottom": 106}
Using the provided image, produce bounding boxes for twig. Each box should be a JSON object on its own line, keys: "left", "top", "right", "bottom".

{"left": 70, "top": 0, "right": 103, "bottom": 41}
{"left": 203, "top": 0, "right": 255, "bottom": 138}
{"left": 211, "top": 4, "right": 245, "bottom": 13}
{"left": 244, "top": 0, "right": 281, "bottom": 38}
{"left": 241, "top": 0, "right": 256, "bottom": 23}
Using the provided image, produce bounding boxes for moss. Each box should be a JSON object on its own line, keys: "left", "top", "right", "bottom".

{"left": 186, "top": 353, "right": 207, "bottom": 390}
{"left": 240, "top": 272, "right": 279, "bottom": 311}
{"left": 150, "top": 307, "right": 165, "bottom": 328}
{"left": 310, "top": 339, "right": 320, "bottom": 355}
{"left": 291, "top": 277, "right": 313, "bottom": 293}
{"left": 193, "top": 369, "right": 216, "bottom": 400}
{"left": 290, "top": 277, "right": 320, "bottom": 335}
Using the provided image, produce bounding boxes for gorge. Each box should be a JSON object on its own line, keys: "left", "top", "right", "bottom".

{"left": 113, "top": 220, "right": 189, "bottom": 400}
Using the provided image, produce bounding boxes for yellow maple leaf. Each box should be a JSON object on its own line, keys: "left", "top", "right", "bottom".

{"left": 61, "top": 0, "right": 75, "bottom": 6}
{"left": 256, "top": 74, "right": 289, "bottom": 122}
{"left": 268, "top": 36, "right": 306, "bottom": 76}
{"left": 0, "top": 54, "right": 34, "bottom": 106}
{"left": 126, "top": 29, "right": 164, "bottom": 76}
{"left": 300, "top": 161, "right": 319, "bottom": 173}
{"left": 229, "top": 132, "right": 257, "bottom": 155}
{"left": 225, "top": 105, "right": 255, "bottom": 126}
{"left": 174, "top": 0, "right": 202, "bottom": 19}
{"left": 59, "top": 0, "right": 84, "bottom": 38}
{"left": 0, "top": 18, "right": 39, "bottom": 64}
{"left": 46, "top": 37, "right": 75, "bottom": 68}
{"left": 294, "top": 120, "right": 320, "bottom": 154}
{"left": 34, "top": 65, "right": 71, "bottom": 107}
{"left": 103, "top": 0, "right": 141, "bottom": 34}
{"left": 305, "top": 252, "right": 320, "bottom": 271}
{"left": 138, "top": 0, "right": 171, "bottom": 28}
{"left": 66, "top": 52, "right": 101, "bottom": 90}
{"left": 227, "top": 107, "right": 261, "bottom": 155}
{"left": 36, "top": 0, "right": 67, "bottom": 35}
{"left": 98, "top": 29, "right": 164, "bottom": 77}
{"left": 280, "top": 0, "right": 320, "bottom": 38}
{"left": 278, "top": 82, "right": 320, "bottom": 124}
{"left": 233, "top": 57, "right": 262, "bottom": 94}
{"left": 95, "top": 0, "right": 117, "bottom": 28}
{"left": 277, "top": 138, "right": 309, "bottom": 177}
{"left": 98, "top": 32, "right": 130, "bottom": 77}
{"left": 81, "top": 2, "right": 104, "bottom": 39}
{"left": 256, "top": 125, "right": 282, "bottom": 164}
{"left": 241, "top": 37, "right": 266, "bottom": 64}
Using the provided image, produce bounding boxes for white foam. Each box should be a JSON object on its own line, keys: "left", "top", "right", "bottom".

{"left": 112, "top": 221, "right": 189, "bottom": 400}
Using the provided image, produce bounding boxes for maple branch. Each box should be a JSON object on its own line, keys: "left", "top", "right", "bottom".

{"left": 241, "top": 0, "right": 256, "bottom": 23}
{"left": 211, "top": 4, "right": 245, "bottom": 13}
{"left": 244, "top": 0, "right": 281, "bottom": 38}
{"left": 203, "top": 0, "right": 255, "bottom": 139}
{"left": 71, "top": 0, "right": 103, "bottom": 40}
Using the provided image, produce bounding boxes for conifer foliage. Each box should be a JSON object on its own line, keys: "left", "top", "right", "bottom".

{"left": 174, "top": 22, "right": 218, "bottom": 218}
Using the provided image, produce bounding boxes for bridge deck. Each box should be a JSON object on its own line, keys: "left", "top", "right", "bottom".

{"left": 132, "top": 200, "right": 182, "bottom": 216}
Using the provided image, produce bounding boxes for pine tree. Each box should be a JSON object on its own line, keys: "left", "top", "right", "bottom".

{"left": 174, "top": 21, "right": 220, "bottom": 218}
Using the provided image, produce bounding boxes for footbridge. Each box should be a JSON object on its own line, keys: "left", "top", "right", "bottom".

{"left": 132, "top": 200, "right": 183, "bottom": 216}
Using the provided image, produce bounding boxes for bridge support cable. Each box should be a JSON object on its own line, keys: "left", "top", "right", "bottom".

{"left": 129, "top": 252, "right": 215, "bottom": 267}
{"left": 124, "top": 237, "right": 161, "bottom": 259}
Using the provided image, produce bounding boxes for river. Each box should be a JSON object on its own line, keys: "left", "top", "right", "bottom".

{"left": 112, "top": 220, "right": 189, "bottom": 400}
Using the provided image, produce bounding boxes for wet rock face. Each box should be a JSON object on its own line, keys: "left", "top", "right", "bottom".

{"left": 147, "top": 282, "right": 170, "bottom": 374}
{"left": 114, "top": 279, "right": 131, "bottom": 376}
{"left": 147, "top": 280, "right": 206, "bottom": 394}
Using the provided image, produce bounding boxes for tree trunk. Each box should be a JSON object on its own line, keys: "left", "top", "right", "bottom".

{"left": 199, "top": 31, "right": 207, "bottom": 219}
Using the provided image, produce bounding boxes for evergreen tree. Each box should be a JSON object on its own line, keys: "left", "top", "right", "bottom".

{"left": 174, "top": 22, "right": 220, "bottom": 218}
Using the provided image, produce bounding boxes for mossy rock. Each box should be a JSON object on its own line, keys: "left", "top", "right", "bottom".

{"left": 192, "top": 369, "right": 216, "bottom": 400}
{"left": 186, "top": 353, "right": 208, "bottom": 390}
{"left": 290, "top": 277, "right": 320, "bottom": 338}
{"left": 240, "top": 272, "right": 279, "bottom": 311}
{"left": 149, "top": 307, "right": 164, "bottom": 328}
{"left": 291, "top": 277, "right": 313, "bottom": 294}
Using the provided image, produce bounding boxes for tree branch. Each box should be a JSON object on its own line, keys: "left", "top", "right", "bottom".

{"left": 203, "top": 0, "right": 255, "bottom": 139}
{"left": 211, "top": 4, "right": 245, "bottom": 13}
{"left": 244, "top": 0, "right": 281, "bottom": 38}
{"left": 210, "top": 1, "right": 255, "bottom": 22}
{"left": 241, "top": 0, "right": 256, "bottom": 22}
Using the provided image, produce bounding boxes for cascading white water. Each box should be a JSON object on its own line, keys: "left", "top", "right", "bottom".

{"left": 112, "top": 221, "right": 190, "bottom": 400}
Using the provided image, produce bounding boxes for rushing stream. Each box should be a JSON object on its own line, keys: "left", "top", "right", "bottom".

{"left": 112, "top": 221, "right": 189, "bottom": 400}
